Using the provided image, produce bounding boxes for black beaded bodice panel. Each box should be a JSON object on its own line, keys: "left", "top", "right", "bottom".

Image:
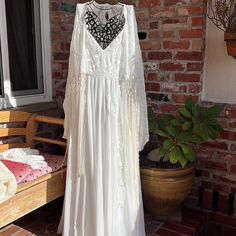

{"left": 85, "top": 11, "right": 126, "bottom": 50}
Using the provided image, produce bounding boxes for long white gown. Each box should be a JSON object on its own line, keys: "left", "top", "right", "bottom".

{"left": 58, "top": 2, "right": 149, "bottom": 236}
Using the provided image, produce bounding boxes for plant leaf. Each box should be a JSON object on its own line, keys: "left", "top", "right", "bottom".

{"left": 179, "top": 154, "right": 188, "bottom": 167}
{"left": 202, "top": 105, "right": 221, "bottom": 119}
{"left": 183, "top": 121, "right": 192, "bottom": 130}
{"left": 185, "top": 97, "right": 194, "bottom": 111}
{"left": 166, "top": 126, "right": 178, "bottom": 137}
{"left": 169, "top": 119, "right": 181, "bottom": 126}
{"left": 179, "top": 107, "right": 192, "bottom": 119}
{"left": 159, "top": 147, "right": 168, "bottom": 157}
{"left": 180, "top": 144, "right": 196, "bottom": 162}
{"left": 192, "top": 104, "right": 200, "bottom": 118}
{"left": 163, "top": 139, "right": 174, "bottom": 150}
{"left": 188, "top": 135, "right": 204, "bottom": 144}
{"left": 155, "top": 129, "right": 168, "bottom": 137}
{"left": 177, "top": 131, "right": 192, "bottom": 143}
{"left": 169, "top": 148, "right": 179, "bottom": 164}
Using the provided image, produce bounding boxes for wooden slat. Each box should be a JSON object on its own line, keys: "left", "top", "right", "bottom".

{"left": 0, "top": 111, "right": 31, "bottom": 123}
{"left": 0, "top": 128, "right": 26, "bottom": 137}
{"left": 0, "top": 143, "right": 28, "bottom": 152}
{"left": 26, "top": 114, "right": 38, "bottom": 148}
{"left": 0, "top": 169, "right": 66, "bottom": 228}
{"left": 34, "top": 115, "right": 64, "bottom": 126}
{"left": 32, "top": 136, "right": 66, "bottom": 146}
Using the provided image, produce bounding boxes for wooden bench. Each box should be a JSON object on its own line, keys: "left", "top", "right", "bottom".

{"left": 0, "top": 110, "right": 66, "bottom": 228}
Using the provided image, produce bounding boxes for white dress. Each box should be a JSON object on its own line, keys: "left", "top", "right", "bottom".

{"left": 58, "top": 2, "right": 149, "bottom": 236}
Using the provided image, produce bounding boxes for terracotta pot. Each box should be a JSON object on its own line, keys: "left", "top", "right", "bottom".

{"left": 224, "top": 32, "right": 236, "bottom": 58}
{"left": 140, "top": 162, "right": 194, "bottom": 217}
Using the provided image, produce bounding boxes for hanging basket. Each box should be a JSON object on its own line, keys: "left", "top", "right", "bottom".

{"left": 224, "top": 32, "right": 236, "bottom": 59}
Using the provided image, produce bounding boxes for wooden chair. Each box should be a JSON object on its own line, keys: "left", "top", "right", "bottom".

{"left": 0, "top": 110, "right": 66, "bottom": 228}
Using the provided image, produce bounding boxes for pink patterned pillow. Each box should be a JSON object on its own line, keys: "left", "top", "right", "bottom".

{"left": 1, "top": 160, "right": 32, "bottom": 184}
{"left": 20, "top": 153, "right": 66, "bottom": 183}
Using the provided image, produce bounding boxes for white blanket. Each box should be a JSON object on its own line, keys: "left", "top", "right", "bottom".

{"left": 0, "top": 161, "right": 17, "bottom": 204}
{"left": 0, "top": 148, "right": 48, "bottom": 170}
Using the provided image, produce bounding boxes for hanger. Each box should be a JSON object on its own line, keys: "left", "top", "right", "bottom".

{"left": 91, "top": 0, "right": 121, "bottom": 5}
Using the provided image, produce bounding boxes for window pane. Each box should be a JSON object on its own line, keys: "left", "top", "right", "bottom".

{"left": 5, "top": 0, "right": 43, "bottom": 96}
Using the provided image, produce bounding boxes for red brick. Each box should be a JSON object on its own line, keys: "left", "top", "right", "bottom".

{"left": 225, "top": 106, "right": 236, "bottom": 118}
{"left": 163, "top": 40, "right": 190, "bottom": 49}
{"left": 202, "top": 170, "right": 211, "bottom": 178}
{"left": 149, "top": 31, "right": 161, "bottom": 39}
{"left": 202, "top": 181, "right": 230, "bottom": 193}
{"left": 154, "top": 227, "right": 183, "bottom": 236}
{"left": 139, "top": 0, "right": 161, "bottom": 7}
{"left": 202, "top": 141, "right": 228, "bottom": 150}
{"left": 203, "top": 190, "right": 212, "bottom": 209}
{"left": 140, "top": 41, "right": 161, "bottom": 50}
{"left": 135, "top": 9, "right": 149, "bottom": 19}
{"left": 147, "top": 93, "right": 161, "bottom": 101}
{"left": 229, "top": 121, "right": 236, "bottom": 128}
{"left": 230, "top": 144, "right": 236, "bottom": 152}
{"left": 175, "top": 51, "right": 202, "bottom": 61}
{"left": 162, "top": 221, "right": 194, "bottom": 236}
{"left": 146, "top": 73, "right": 158, "bottom": 81}
{"left": 185, "top": 6, "right": 205, "bottom": 15}
{"left": 53, "top": 52, "right": 69, "bottom": 60}
{"left": 227, "top": 154, "right": 236, "bottom": 163}
{"left": 160, "top": 63, "right": 185, "bottom": 71}
{"left": 159, "top": 103, "right": 182, "bottom": 112}
{"left": 162, "top": 18, "right": 187, "bottom": 25}
{"left": 148, "top": 51, "right": 172, "bottom": 60}
{"left": 206, "top": 222, "right": 224, "bottom": 236}
{"left": 174, "top": 218, "right": 200, "bottom": 236}
{"left": 220, "top": 130, "right": 236, "bottom": 140}
{"left": 218, "top": 194, "right": 229, "bottom": 214}
{"left": 150, "top": 21, "right": 159, "bottom": 29}
{"left": 145, "top": 83, "right": 160, "bottom": 91}
{"left": 200, "top": 160, "right": 227, "bottom": 171}
{"left": 175, "top": 73, "right": 200, "bottom": 82}
{"left": 52, "top": 72, "right": 64, "bottom": 79}
{"left": 231, "top": 187, "right": 236, "bottom": 194}
{"left": 161, "top": 84, "right": 187, "bottom": 93}
{"left": 172, "top": 94, "right": 198, "bottom": 104}
{"left": 213, "top": 174, "right": 236, "bottom": 185}
{"left": 179, "top": 29, "right": 203, "bottom": 38}
{"left": 192, "top": 17, "right": 206, "bottom": 27}
{"left": 230, "top": 165, "right": 236, "bottom": 174}
{"left": 187, "top": 63, "right": 203, "bottom": 71}
{"left": 224, "top": 227, "right": 236, "bottom": 236}
{"left": 208, "top": 212, "right": 236, "bottom": 227}
{"left": 162, "top": 31, "right": 175, "bottom": 38}
{"left": 164, "top": 0, "right": 182, "bottom": 6}
{"left": 182, "top": 207, "right": 206, "bottom": 224}
{"left": 214, "top": 183, "right": 230, "bottom": 193}
{"left": 61, "top": 62, "right": 68, "bottom": 70}
{"left": 189, "top": 84, "right": 201, "bottom": 93}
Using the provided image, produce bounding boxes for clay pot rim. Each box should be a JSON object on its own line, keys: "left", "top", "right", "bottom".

{"left": 141, "top": 162, "right": 195, "bottom": 171}
{"left": 224, "top": 32, "right": 236, "bottom": 41}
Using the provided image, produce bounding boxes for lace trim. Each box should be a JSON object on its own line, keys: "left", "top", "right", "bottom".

{"left": 85, "top": 11, "right": 125, "bottom": 50}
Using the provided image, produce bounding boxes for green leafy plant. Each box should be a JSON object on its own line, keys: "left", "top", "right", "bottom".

{"left": 148, "top": 97, "right": 223, "bottom": 167}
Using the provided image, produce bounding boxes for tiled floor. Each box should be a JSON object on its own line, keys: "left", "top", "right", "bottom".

{"left": 0, "top": 197, "right": 205, "bottom": 236}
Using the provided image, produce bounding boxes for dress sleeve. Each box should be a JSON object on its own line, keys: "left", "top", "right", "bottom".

{"left": 129, "top": 6, "right": 149, "bottom": 151}
{"left": 63, "top": 5, "right": 83, "bottom": 139}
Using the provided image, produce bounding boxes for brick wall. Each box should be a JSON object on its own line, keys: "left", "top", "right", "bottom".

{"left": 50, "top": 0, "right": 236, "bottom": 234}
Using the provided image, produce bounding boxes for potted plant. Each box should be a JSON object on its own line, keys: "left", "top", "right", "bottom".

{"left": 207, "top": 0, "right": 236, "bottom": 58}
{"left": 140, "top": 97, "right": 223, "bottom": 217}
